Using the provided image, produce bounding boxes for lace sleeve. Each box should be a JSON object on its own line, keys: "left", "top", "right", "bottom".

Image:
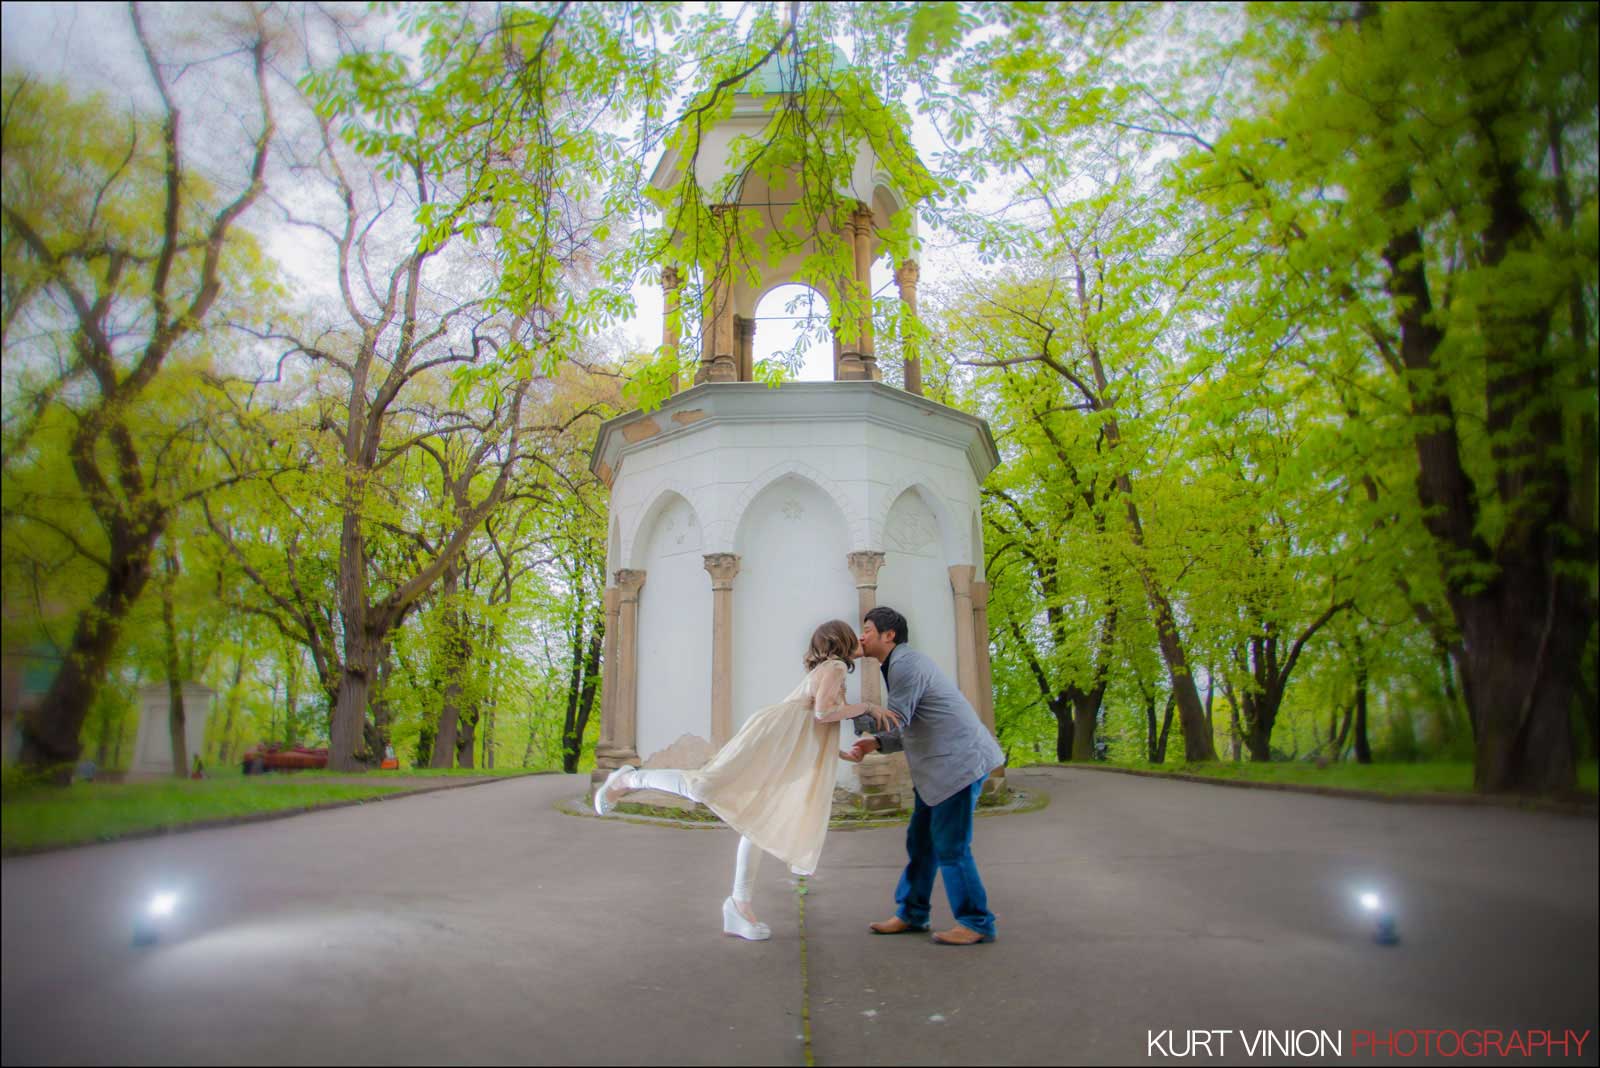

{"left": 810, "top": 660, "right": 847, "bottom": 721}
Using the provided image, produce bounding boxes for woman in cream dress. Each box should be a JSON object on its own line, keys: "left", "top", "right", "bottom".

{"left": 593, "top": 620, "right": 900, "bottom": 940}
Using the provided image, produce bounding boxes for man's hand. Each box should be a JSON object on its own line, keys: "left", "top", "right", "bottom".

{"left": 840, "top": 736, "right": 880, "bottom": 763}
{"left": 867, "top": 705, "right": 902, "bottom": 732}
{"left": 843, "top": 702, "right": 903, "bottom": 732}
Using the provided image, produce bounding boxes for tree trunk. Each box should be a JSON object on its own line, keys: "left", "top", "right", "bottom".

{"left": 1070, "top": 693, "right": 1099, "bottom": 762}
{"left": 1204, "top": 673, "right": 1216, "bottom": 739}
{"left": 483, "top": 702, "right": 497, "bottom": 770}
{"left": 561, "top": 611, "right": 603, "bottom": 773}
{"left": 1146, "top": 583, "right": 1215, "bottom": 761}
{"left": 283, "top": 653, "right": 300, "bottom": 746}
{"left": 19, "top": 521, "right": 164, "bottom": 778}
{"left": 1153, "top": 693, "right": 1177, "bottom": 763}
{"left": 1459, "top": 581, "right": 1583, "bottom": 792}
{"left": 416, "top": 721, "right": 437, "bottom": 768}
{"left": 1245, "top": 701, "right": 1273, "bottom": 762}
{"left": 431, "top": 567, "right": 466, "bottom": 769}
{"left": 217, "top": 646, "right": 246, "bottom": 764}
{"left": 1109, "top": 465, "right": 1215, "bottom": 762}
{"left": 331, "top": 651, "right": 374, "bottom": 770}
{"left": 1379, "top": 143, "right": 1579, "bottom": 793}
{"left": 1333, "top": 700, "right": 1355, "bottom": 760}
{"left": 330, "top": 614, "right": 378, "bottom": 766}
{"left": 572, "top": 628, "right": 603, "bottom": 767}
{"left": 161, "top": 550, "right": 188, "bottom": 779}
{"left": 364, "top": 641, "right": 394, "bottom": 764}
{"left": 455, "top": 702, "right": 478, "bottom": 769}
{"left": 1143, "top": 691, "right": 1157, "bottom": 762}
{"left": 521, "top": 712, "right": 537, "bottom": 768}
{"left": 1242, "top": 684, "right": 1283, "bottom": 763}
{"left": 1353, "top": 665, "right": 1372, "bottom": 765}
{"left": 432, "top": 672, "right": 462, "bottom": 769}
{"left": 94, "top": 710, "right": 112, "bottom": 768}
{"left": 330, "top": 491, "right": 374, "bottom": 769}
{"left": 1053, "top": 696, "right": 1073, "bottom": 763}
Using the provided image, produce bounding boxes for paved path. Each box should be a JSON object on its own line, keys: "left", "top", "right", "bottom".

{"left": 3, "top": 768, "right": 1595, "bottom": 1065}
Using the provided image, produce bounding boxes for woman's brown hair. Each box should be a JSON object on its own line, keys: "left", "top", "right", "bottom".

{"left": 803, "top": 619, "right": 859, "bottom": 672}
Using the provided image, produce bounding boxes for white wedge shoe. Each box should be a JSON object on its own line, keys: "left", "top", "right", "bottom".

{"left": 594, "top": 765, "right": 636, "bottom": 816}
{"left": 722, "top": 896, "right": 771, "bottom": 941}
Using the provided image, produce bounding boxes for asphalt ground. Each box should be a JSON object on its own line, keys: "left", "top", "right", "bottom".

{"left": 2, "top": 767, "right": 1595, "bottom": 1066}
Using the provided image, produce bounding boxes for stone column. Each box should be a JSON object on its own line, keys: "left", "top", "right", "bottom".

{"left": 970, "top": 579, "right": 996, "bottom": 734}
{"left": 706, "top": 206, "right": 738, "bottom": 383}
{"left": 694, "top": 322, "right": 711, "bottom": 385}
{"left": 948, "top": 564, "right": 980, "bottom": 713}
{"left": 834, "top": 265, "right": 861, "bottom": 381}
{"left": 662, "top": 266, "right": 682, "bottom": 393}
{"left": 852, "top": 205, "right": 879, "bottom": 381}
{"left": 850, "top": 549, "right": 905, "bottom": 814}
{"left": 838, "top": 207, "right": 877, "bottom": 381}
{"left": 846, "top": 551, "right": 887, "bottom": 706}
{"left": 612, "top": 569, "right": 646, "bottom": 766}
{"left": 895, "top": 260, "right": 923, "bottom": 396}
{"left": 592, "top": 586, "right": 624, "bottom": 783}
{"left": 734, "top": 315, "right": 755, "bottom": 382}
{"left": 703, "top": 553, "right": 741, "bottom": 746}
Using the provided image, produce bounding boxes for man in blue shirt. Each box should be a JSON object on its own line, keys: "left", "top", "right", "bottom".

{"left": 841, "top": 605, "right": 1004, "bottom": 945}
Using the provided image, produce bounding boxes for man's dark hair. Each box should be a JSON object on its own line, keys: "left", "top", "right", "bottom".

{"left": 863, "top": 605, "right": 909, "bottom": 646}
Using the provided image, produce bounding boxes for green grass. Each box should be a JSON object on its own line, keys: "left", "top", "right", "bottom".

{"left": 1040, "top": 758, "right": 1599, "bottom": 797}
{"left": 1, "top": 778, "right": 414, "bottom": 853}
{"left": 293, "top": 766, "right": 552, "bottom": 779}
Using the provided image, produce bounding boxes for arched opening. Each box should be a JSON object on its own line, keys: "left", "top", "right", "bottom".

{"left": 752, "top": 283, "right": 835, "bottom": 381}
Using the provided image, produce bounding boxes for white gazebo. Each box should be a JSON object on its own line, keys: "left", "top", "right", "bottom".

{"left": 591, "top": 383, "right": 999, "bottom": 805}
{"left": 591, "top": 49, "right": 1001, "bottom": 808}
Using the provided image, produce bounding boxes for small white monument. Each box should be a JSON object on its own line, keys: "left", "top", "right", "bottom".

{"left": 591, "top": 51, "right": 1001, "bottom": 808}
{"left": 130, "top": 682, "right": 214, "bottom": 777}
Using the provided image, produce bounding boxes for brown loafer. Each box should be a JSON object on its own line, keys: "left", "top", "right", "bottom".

{"left": 868, "top": 916, "right": 929, "bottom": 935}
{"left": 931, "top": 925, "right": 995, "bottom": 945}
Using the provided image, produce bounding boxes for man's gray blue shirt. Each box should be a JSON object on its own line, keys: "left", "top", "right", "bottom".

{"left": 853, "top": 645, "right": 1003, "bottom": 807}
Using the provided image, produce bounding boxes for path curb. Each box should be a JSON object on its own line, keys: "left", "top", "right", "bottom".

{"left": 1042, "top": 762, "right": 1598, "bottom": 817}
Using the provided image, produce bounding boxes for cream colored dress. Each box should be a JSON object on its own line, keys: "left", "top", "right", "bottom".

{"left": 683, "top": 659, "right": 848, "bottom": 876}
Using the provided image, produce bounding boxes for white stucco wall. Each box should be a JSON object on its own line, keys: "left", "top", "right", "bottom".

{"left": 878, "top": 488, "right": 960, "bottom": 685}
{"left": 635, "top": 495, "right": 712, "bottom": 763}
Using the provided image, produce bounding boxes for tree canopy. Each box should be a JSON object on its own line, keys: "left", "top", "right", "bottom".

{"left": 2, "top": 1, "right": 1593, "bottom": 794}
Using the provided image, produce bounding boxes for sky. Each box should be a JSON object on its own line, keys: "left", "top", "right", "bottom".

{"left": 0, "top": 1, "right": 970, "bottom": 384}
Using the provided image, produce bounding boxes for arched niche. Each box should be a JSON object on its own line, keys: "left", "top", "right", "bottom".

{"left": 731, "top": 474, "right": 862, "bottom": 790}
{"left": 622, "top": 480, "right": 704, "bottom": 571}
{"left": 634, "top": 492, "right": 712, "bottom": 762}
{"left": 877, "top": 485, "right": 960, "bottom": 685}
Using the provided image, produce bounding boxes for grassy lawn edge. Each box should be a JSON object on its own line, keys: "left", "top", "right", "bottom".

{"left": 1, "top": 776, "right": 508, "bottom": 856}
{"left": 1027, "top": 758, "right": 1598, "bottom": 808}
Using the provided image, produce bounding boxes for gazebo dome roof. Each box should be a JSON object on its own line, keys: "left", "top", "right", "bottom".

{"left": 736, "top": 44, "right": 854, "bottom": 95}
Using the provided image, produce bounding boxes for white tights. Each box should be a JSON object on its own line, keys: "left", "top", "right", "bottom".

{"left": 626, "top": 768, "right": 764, "bottom": 904}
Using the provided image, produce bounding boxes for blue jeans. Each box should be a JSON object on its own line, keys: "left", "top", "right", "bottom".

{"left": 894, "top": 777, "right": 995, "bottom": 938}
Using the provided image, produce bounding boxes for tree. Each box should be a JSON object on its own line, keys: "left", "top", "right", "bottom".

{"left": 1, "top": 12, "right": 275, "bottom": 775}
{"left": 1186, "top": 1, "right": 1598, "bottom": 791}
